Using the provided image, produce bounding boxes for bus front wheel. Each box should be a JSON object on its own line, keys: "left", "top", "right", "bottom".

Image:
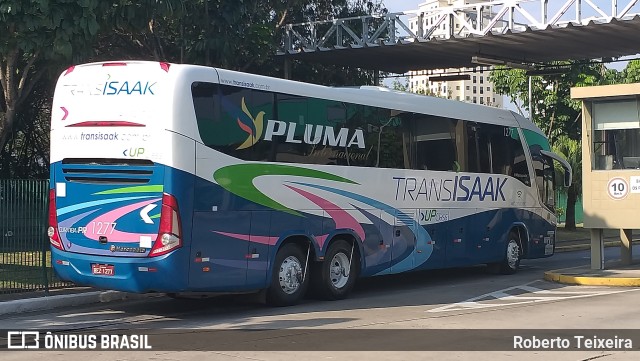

{"left": 266, "top": 243, "right": 309, "bottom": 306}
{"left": 311, "top": 239, "right": 358, "bottom": 300}
{"left": 491, "top": 232, "right": 521, "bottom": 275}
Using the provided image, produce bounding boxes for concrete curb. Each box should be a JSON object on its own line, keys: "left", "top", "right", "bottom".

{"left": 544, "top": 270, "right": 640, "bottom": 287}
{"left": 554, "top": 240, "right": 639, "bottom": 253}
{"left": 0, "top": 290, "right": 160, "bottom": 316}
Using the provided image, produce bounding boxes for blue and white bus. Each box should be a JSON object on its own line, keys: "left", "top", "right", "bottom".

{"left": 49, "top": 61, "right": 571, "bottom": 306}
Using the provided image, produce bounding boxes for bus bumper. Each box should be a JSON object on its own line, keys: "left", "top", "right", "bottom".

{"left": 51, "top": 247, "right": 189, "bottom": 293}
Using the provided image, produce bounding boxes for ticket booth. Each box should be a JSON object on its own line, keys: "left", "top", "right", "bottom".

{"left": 571, "top": 84, "right": 640, "bottom": 270}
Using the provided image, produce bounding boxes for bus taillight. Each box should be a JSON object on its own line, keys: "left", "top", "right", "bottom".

{"left": 149, "top": 193, "right": 182, "bottom": 257}
{"left": 48, "top": 189, "right": 64, "bottom": 251}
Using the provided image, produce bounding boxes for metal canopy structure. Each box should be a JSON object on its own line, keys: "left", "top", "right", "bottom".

{"left": 278, "top": 0, "right": 640, "bottom": 73}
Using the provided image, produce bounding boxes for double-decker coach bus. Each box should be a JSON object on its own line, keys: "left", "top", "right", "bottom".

{"left": 49, "top": 61, "right": 571, "bottom": 306}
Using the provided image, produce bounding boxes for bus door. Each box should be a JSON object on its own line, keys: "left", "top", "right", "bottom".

{"left": 418, "top": 208, "right": 446, "bottom": 269}
{"left": 468, "top": 208, "right": 499, "bottom": 263}
{"left": 445, "top": 209, "right": 471, "bottom": 267}
{"left": 190, "top": 146, "right": 250, "bottom": 290}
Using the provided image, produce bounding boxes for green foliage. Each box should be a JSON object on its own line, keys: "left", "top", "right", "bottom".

{"left": 1, "top": 81, "right": 51, "bottom": 178}
{"left": 1, "top": 0, "right": 387, "bottom": 178}
{"left": 489, "top": 61, "right": 605, "bottom": 142}
{"left": 0, "top": 0, "right": 104, "bottom": 178}
{"left": 390, "top": 79, "right": 408, "bottom": 91}
{"left": 552, "top": 135, "right": 582, "bottom": 229}
{"left": 622, "top": 60, "right": 640, "bottom": 83}
{"left": 552, "top": 135, "right": 582, "bottom": 194}
{"left": 0, "top": 0, "right": 101, "bottom": 60}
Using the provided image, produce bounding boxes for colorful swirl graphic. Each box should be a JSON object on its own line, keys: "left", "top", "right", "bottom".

{"left": 213, "top": 163, "right": 358, "bottom": 216}
{"left": 235, "top": 97, "right": 264, "bottom": 150}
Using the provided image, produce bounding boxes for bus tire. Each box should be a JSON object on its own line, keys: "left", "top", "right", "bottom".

{"left": 312, "top": 239, "right": 358, "bottom": 300}
{"left": 266, "top": 243, "right": 309, "bottom": 307}
{"left": 493, "top": 232, "right": 521, "bottom": 275}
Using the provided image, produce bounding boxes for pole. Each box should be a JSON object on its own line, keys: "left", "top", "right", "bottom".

{"left": 284, "top": 58, "right": 292, "bottom": 80}
{"left": 528, "top": 76, "right": 532, "bottom": 122}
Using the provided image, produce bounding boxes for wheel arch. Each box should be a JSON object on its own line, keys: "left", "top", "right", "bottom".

{"left": 509, "top": 222, "right": 530, "bottom": 257}
{"left": 267, "top": 233, "right": 317, "bottom": 286}
{"left": 320, "top": 230, "right": 364, "bottom": 273}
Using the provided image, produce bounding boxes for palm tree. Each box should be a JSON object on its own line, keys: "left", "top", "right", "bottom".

{"left": 552, "top": 136, "right": 582, "bottom": 230}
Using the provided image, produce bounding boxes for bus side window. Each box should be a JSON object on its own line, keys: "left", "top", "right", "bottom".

{"left": 191, "top": 82, "right": 220, "bottom": 145}
{"left": 507, "top": 128, "right": 531, "bottom": 186}
{"left": 466, "top": 122, "right": 491, "bottom": 174}
{"left": 413, "top": 115, "right": 458, "bottom": 172}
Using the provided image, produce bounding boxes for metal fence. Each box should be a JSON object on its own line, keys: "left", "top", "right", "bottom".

{"left": 0, "top": 179, "right": 70, "bottom": 294}
{"left": 556, "top": 190, "right": 584, "bottom": 225}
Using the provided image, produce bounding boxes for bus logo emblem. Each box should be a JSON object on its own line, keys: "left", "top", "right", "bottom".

{"left": 236, "top": 97, "right": 264, "bottom": 150}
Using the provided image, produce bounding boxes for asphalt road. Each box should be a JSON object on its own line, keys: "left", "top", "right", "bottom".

{"left": 1, "top": 246, "right": 639, "bottom": 360}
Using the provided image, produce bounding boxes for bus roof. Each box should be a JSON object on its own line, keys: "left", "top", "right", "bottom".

{"left": 209, "top": 66, "right": 544, "bottom": 134}
{"left": 63, "top": 61, "right": 545, "bottom": 136}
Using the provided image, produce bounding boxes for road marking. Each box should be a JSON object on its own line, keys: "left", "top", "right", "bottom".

{"left": 427, "top": 281, "right": 639, "bottom": 313}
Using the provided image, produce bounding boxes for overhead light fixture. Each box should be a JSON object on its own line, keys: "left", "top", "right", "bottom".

{"left": 428, "top": 74, "right": 470, "bottom": 82}
{"left": 526, "top": 66, "right": 571, "bottom": 76}
{"left": 471, "top": 55, "right": 535, "bottom": 71}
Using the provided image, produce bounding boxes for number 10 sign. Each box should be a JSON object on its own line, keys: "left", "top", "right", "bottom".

{"left": 607, "top": 177, "right": 629, "bottom": 200}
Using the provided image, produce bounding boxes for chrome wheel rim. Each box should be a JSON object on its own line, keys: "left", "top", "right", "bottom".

{"left": 330, "top": 252, "right": 350, "bottom": 289}
{"left": 278, "top": 256, "right": 302, "bottom": 294}
{"left": 506, "top": 240, "right": 520, "bottom": 270}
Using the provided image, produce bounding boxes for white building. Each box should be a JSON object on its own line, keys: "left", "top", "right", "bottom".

{"left": 407, "top": 0, "right": 504, "bottom": 108}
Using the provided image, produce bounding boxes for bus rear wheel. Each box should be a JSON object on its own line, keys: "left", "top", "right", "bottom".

{"left": 266, "top": 243, "right": 309, "bottom": 306}
{"left": 311, "top": 240, "right": 358, "bottom": 300}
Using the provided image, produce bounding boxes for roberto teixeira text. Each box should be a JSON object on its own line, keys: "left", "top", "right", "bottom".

{"left": 513, "top": 335, "right": 633, "bottom": 350}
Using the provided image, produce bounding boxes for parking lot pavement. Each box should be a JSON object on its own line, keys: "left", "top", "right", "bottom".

{"left": 1, "top": 236, "right": 637, "bottom": 316}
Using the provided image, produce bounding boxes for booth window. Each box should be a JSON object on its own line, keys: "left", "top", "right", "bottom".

{"left": 592, "top": 99, "right": 640, "bottom": 170}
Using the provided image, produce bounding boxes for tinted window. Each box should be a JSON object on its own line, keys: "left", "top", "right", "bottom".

{"left": 191, "top": 82, "right": 275, "bottom": 161}
{"left": 523, "top": 129, "right": 555, "bottom": 209}
{"left": 191, "top": 82, "right": 530, "bottom": 179}
{"left": 191, "top": 83, "right": 412, "bottom": 168}
{"left": 464, "top": 123, "right": 531, "bottom": 185}
{"left": 413, "top": 115, "right": 458, "bottom": 171}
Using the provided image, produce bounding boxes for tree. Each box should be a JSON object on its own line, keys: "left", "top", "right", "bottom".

{"left": 552, "top": 136, "right": 582, "bottom": 230}
{"left": 490, "top": 61, "right": 605, "bottom": 142}
{"left": 90, "top": 1, "right": 383, "bottom": 85}
{"left": 390, "top": 78, "right": 408, "bottom": 91}
{"left": 88, "top": 0, "right": 186, "bottom": 62}
{"left": 622, "top": 59, "right": 640, "bottom": 83}
{"left": 1, "top": 1, "right": 387, "bottom": 178}
{"left": 0, "top": 0, "right": 102, "bottom": 178}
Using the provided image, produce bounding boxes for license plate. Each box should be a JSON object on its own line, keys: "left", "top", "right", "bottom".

{"left": 544, "top": 244, "right": 554, "bottom": 255}
{"left": 92, "top": 264, "right": 115, "bottom": 276}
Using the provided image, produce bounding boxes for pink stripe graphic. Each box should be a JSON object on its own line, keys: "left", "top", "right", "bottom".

{"left": 214, "top": 232, "right": 328, "bottom": 248}
{"left": 285, "top": 185, "right": 365, "bottom": 242}
{"left": 214, "top": 231, "right": 279, "bottom": 245}
{"left": 213, "top": 185, "right": 365, "bottom": 248}
{"left": 84, "top": 198, "right": 160, "bottom": 243}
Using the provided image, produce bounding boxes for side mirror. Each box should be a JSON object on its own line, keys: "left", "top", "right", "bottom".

{"left": 540, "top": 150, "right": 572, "bottom": 187}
